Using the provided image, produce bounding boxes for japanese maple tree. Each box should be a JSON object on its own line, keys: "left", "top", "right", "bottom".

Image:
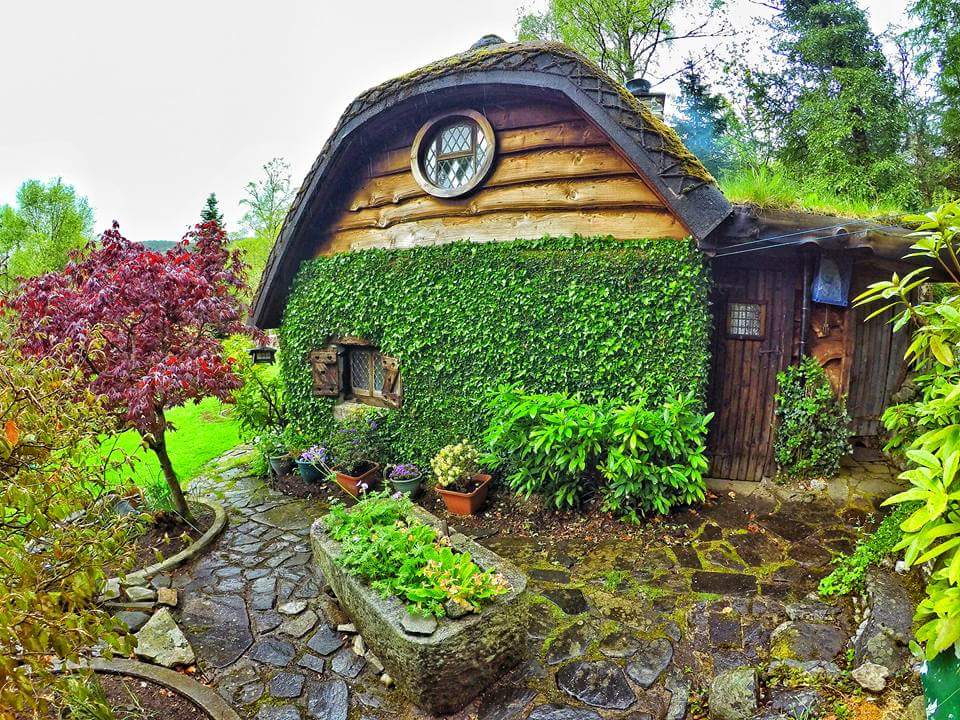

{"left": 6, "top": 220, "right": 252, "bottom": 521}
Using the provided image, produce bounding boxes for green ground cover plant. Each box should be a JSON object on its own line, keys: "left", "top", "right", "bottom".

{"left": 773, "top": 357, "right": 852, "bottom": 479}
{"left": 323, "top": 493, "right": 509, "bottom": 617}
{"left": 818, "top": 502, "right": 919, "bottom": 596}
{"left": 484, "top": 385, "right": 712, "bottom": 519}
{"left": 280, "top": 236, "right": 711, "bottom": 466}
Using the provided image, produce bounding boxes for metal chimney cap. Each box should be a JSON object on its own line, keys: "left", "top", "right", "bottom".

{"left": 626, "top": 77, "right": 652, "bottom": 96}
{"left": 470, "top": 34, "right": 506, "bottom": 51}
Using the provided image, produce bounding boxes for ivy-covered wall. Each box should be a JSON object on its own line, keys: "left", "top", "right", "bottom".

{"left": 279, "top": 237, "right": 711, "bottom": 464}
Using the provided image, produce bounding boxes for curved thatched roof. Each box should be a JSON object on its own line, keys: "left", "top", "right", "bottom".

{"left": 251, "top": 40, "right": 732, "bottom": 328}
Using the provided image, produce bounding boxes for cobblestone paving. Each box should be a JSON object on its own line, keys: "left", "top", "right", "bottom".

{"left": 175, "top": 448, "right": 885, "bottom": 720}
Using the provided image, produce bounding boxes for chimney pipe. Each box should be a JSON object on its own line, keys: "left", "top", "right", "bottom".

{"left": 626, "top": 77, "right": 666, "bottom": 118}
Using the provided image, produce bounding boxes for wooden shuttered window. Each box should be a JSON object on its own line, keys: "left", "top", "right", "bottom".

{"left": 381, "top": 355, "right": 401, "bottom": 408}
{"left": 309, "top": 347, "right": 340, "bottom": 397}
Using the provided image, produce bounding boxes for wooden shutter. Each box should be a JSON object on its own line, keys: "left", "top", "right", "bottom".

{"left": 381, "top": 355, "right": 402, "bottom": 408}
{"left": 309, "top": 347, "right": 340, "bottom": 397}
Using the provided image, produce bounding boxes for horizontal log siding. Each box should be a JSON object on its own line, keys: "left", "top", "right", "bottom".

{"left": 316, "top": 100, "right": 685, "bottom": 256}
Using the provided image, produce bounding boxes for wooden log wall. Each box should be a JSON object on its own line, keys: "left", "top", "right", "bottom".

{"left": 316, "top": 100, "right": 688, "bottom": 255}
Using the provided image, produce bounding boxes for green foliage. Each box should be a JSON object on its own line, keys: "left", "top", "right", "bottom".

{"left": 201, "top": 192, "right": 224, "bottom": 226}
{"left": 746, "top": 0, "right": 919, "bottom": 207}
{"left": 431, "top": 440, "right": 481, "bottom": 490}
{"left": 515, "top": 0, "right": 726, "bottom": 85}
{"left": 0, "top": 340, "right": 136, "bottom": 714}
{"left": 718, "top": 164, "right": 906, "bottom": 220}
{"left": 280, "top": 237, "right": 711, "bottom": 467}
{"left": 773, "top": 357, "right": 852, "bottom": 480}
{"left": 0, "top": 177, "right": 94, "bottom": 283}
{"left": 818, "top": 502, "right": 919, "bottom": 597}
{"left": 240, "top": 157, "right": 294, "bottom": 242}
{"left": 323, "top": 493, "right": 509, "bottom": 616}
{"left": 855, "top": 201, "right": 960, "bottom": 659}
{"left": 673, "top": 67, "right": 736, "bottom": 178}
{"left": 223, "top": 334, "right": 286, "bottom": 439}
{"left": 323, "top": 407, "right": 386, "bottom": 475}
{"left": 484, "top": 385, "right": 712, "bottom": 519}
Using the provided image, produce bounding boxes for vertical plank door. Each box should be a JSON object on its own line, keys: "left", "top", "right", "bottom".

{"left": 707, "top": 265, "right": 799, "bottom": 481}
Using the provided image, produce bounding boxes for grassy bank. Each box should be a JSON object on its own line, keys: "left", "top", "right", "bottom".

{"left": 98, "top": 397, "right": 242, "bottom": 493}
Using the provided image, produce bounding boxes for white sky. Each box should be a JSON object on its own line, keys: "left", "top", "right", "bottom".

{"left": 0, "top": 0, "right": 913, "bottom": 241}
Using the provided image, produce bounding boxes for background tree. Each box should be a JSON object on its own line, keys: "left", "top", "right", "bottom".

{"left": 201, "top": 192, "right": 224, "bottom": 226}
{"left": 0, "top": 178, "right": 94, "bottom": 284}
{"left": 7, "top": 221, "right": 252, "bottom": 522}
{"left": 908, "top": 0, "right": 960, "bottom": 195}
{"left": 745, "top": 0, "right": 917, "bottom": 205}
{"left": 671, "top": 66, "right": 735, "bottom": 177}
{"left": 240, "top": 157, "right": 294, "bottom": 241}
{"left": 0, "top": 338, "right": 136, "bottom": 715}
{"left": 516, "top": 0, "right": 730, "bottom": 85}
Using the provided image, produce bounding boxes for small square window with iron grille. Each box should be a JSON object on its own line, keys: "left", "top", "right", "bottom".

{"left": 727, "top": 302, "right": 764, "bottom": 339}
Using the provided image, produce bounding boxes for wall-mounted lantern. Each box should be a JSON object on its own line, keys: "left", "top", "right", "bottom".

{"left": 248, "top": 345, "right": 277, "bottom": 365}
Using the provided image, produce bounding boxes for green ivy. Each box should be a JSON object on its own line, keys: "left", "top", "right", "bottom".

{"left": 773, "top": 356, "right": 853, "bottom": 479}
{"left": 279, "top": 236, "right": 711, "bottom": 465}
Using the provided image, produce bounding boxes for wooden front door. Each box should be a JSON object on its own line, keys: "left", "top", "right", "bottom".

{"left": 707, "top": 265, "right": 800, "bottom": 481}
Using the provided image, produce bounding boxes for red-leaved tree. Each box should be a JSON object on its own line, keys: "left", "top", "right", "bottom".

{"left": 6, "top": 220, "right": 252, "bottom": 521}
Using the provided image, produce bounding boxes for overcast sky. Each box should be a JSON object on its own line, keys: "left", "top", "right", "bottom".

{"left": 0, "top": 0, "right": 913, "bottom": 242}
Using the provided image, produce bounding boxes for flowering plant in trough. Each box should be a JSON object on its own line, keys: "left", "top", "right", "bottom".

{"left": 4, "top": 220, "right": 254, "bottom": 522}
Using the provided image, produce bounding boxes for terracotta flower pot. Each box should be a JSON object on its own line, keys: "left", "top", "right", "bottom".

{"left": 437, "top": 474, "right": 491, "bottom": 516}
{"left": 334, "top": 462, "right": 381, "bottom": 498}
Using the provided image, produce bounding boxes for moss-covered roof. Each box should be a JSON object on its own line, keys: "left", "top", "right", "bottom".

{"left": 250, "top": 39, "right": 731, "bottom": 328}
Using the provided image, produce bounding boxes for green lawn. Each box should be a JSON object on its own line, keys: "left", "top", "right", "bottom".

{"left": 98, "top": 396, "right": 242, "bottom": 491}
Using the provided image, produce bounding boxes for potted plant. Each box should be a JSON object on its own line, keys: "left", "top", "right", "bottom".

{"left": 261, "top": 430, "right": 293, "bottom": 476}
{"left": 297, "top": 445, "right": 329, "bottom": 482}
{"left": 431, "top": 440, "right": 491, "bottom": 515}
{"left": 387, "top": 463, "right": 423, "bottom": 496}
{"left": 326, "top": 409, "right": 383, "bottom": 498}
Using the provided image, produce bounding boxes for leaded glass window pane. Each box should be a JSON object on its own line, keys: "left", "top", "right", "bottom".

{"left": 423, "top": 118, "right": 485, "bottom": 190}
{"left": 440, "top": 123, "right": 472, "bottom": 154}
{"left": 350, "top": 350, "right": 371, "bottom": 391}
{"left": 373, "top": 353, "right": 384, "bottom": 393}
{"left": 728, "top": 303, "right": 762, "bottom": 338}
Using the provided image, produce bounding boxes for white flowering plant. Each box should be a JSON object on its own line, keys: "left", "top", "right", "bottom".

{"left": 430, "top": 440, "right": 481, "bottom": 491}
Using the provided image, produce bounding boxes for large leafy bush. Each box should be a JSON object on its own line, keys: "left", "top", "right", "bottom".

{"left": 323, "top": 493, "right": 509, "bottom": 617}
{"left": 483, "top": 385, "right": 712, "bottom": 519}
{"left": 773, "top": 356, "right": 852, "bottom": 479}
{"left": 856, "top": 201, "right": 960, "bottom": 659}
{"left": 280, "top": 237, "right": 711, "bottom": 465}
{"left": 0, "top": 340, "right": 137, "bottom": 713}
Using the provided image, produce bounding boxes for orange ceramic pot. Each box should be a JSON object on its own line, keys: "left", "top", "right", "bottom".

{"left": 334, "top": 462, "right": 381, "bottom": 498}
{"left": 437, "top": 474, "right": 491, "bottom": 516}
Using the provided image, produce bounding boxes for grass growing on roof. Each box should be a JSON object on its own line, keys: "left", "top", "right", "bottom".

{"left": 719, "top": 165, "right": 907, "bottom": 221}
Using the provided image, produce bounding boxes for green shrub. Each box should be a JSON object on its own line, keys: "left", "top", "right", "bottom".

{"left": 323, "top": 406, "right": 386, "bottom": 475}
{"left": 323, "top": 493, "right": 509, "bottom": 616}
{"left": 818, "top": 502, "right": 919, "bottom": 596}
{"left": 280, "top": 237, "right": 711, "bottom": 466}
{"left": 483, "top": 385, "right": 712, "bottom": 519}
{"left": 773, "top": 357, "right": 852, "bottom": 479}
{"left": 224, "top": 334, "right": 286, "bottom": 439}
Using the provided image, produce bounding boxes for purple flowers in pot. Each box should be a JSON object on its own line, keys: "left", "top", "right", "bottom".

{"left": 388, "top": 463, "right": 421, "bottom": 481}
{"left": 299, "top": 445, "right": 330, "bottom": 466}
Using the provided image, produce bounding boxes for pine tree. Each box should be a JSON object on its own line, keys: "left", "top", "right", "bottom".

{"left": 672, "top": 68, "right": 734, "bottom": 178}
{"left": 201, "top": 192, "right": 224, "bottom": 226}
{"left": 747, "top": 0, "right": 918, "bottom": 205}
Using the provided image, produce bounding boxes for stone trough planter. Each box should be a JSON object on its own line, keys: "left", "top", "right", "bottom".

{"left": 310, "top": 507, "right": 529, "bottom": 714}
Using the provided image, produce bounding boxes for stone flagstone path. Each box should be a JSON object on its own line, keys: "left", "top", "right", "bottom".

{"left": 174, "top": 447, "right": 908, "bottom": 720}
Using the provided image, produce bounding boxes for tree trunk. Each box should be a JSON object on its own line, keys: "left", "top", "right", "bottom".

{"left": 147, "top": 429, "right": 194, "bottom": 525}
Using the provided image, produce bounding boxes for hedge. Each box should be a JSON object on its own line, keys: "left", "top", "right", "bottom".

{"left": 279, "top": 236, "right": 711, "bottom": 465}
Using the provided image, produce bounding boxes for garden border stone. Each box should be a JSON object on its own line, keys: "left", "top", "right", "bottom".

{"left": 105, "top": 497, "right": 227, "bottom": 591}
{"left": 310, "top": 506, "right": 530, "bottom": 714}
{"left": 88, "top": 657, "right": 241, "bottom": 720}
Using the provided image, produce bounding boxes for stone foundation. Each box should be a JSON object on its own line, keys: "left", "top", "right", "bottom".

{"left": 310, "top": 507, "right": 530, "bottom": 714}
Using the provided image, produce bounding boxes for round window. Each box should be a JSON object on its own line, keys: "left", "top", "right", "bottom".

{"left": 410, "top": 110, "right": 496, "bottom": 198}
